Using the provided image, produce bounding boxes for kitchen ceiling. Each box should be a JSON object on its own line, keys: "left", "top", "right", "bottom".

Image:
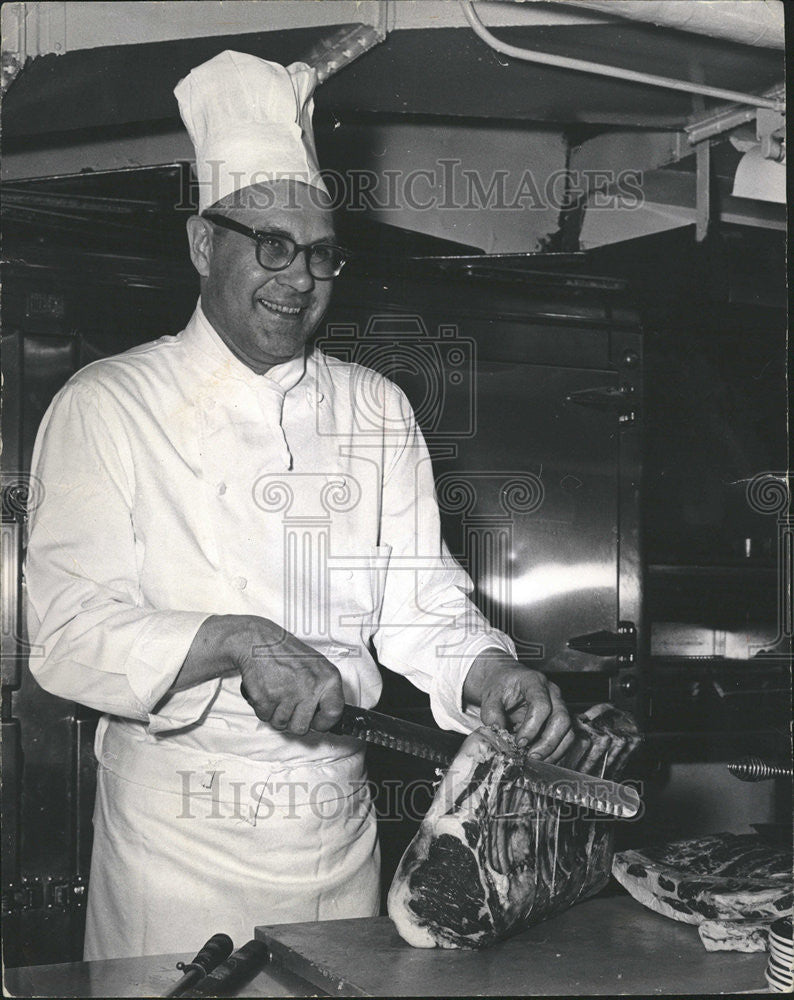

{"left": 3, "top": 20, "right": 783, "bottom": 139}
{"left": 2, "top": 14, "right": 784, "bottom": 251}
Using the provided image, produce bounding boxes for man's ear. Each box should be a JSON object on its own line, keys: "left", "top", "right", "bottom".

{"left": 186, "top": 215, "right": 213, "bottom": 277}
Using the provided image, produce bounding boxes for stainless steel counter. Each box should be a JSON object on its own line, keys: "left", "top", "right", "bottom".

{"left": 5, "top": 898, "right": 769, "bottom": 997}
{"left": 3, "top": 950, "right": 315, "bottom": 998}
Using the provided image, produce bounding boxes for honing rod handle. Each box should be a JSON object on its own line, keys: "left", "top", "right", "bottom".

{"left": 727, "top": 755, "right": 794, "bottom": 781}
{"left": 163, "top": 933, "right": 233, "bottom": 997}
{"left": 190, "top": 940, "right": 271, "bottom": 997}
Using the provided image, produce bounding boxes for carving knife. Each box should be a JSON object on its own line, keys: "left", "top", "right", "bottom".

{"left": 329, "top": 704, "right": 640, "bottom": 819}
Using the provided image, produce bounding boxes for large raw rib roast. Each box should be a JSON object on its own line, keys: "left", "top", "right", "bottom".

{"left": 388, "top": 703, "right": 641, "bottom": 949}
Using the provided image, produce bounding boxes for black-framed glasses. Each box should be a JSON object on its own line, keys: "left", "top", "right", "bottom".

{"left": 202, "top": 212, "right": 349, "bottom": 279}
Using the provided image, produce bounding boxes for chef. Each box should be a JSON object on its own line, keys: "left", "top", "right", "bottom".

{"left": 24, "top": 50, "right": 572, "bottom": 961}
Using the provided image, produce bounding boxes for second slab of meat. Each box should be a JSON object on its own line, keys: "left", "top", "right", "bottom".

{"left": 388, "top": 704, "right": 641, "bottom": 949}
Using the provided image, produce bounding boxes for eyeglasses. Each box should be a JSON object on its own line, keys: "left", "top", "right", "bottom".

{"left": 202, "top": 213, "right": 349, "bottom": 279}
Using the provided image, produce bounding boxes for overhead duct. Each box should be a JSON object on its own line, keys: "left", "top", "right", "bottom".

{"left": 546, "top": 1, "right": 784, "bottom": 50}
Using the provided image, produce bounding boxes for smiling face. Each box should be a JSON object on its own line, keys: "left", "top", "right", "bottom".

{"left": 187, "top": 180, "right": 335, "bottom": 373}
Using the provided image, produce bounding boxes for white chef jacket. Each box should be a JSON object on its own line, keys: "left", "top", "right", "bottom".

{"left": 24, "top": 301, "right": 516, "bottom": 956}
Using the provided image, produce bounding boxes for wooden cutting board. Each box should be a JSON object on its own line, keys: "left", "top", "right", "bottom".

{"left": 255, "top": 897, "right": 767, "bottom": 996}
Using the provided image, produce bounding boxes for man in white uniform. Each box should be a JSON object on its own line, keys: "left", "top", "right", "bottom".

{"left": 25, "top": 51, "right": 573, "bottom": 959}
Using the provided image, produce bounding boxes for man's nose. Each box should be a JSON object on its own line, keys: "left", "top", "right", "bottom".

{"left": 276, "top": 249, "right": 315, "bottom": 292}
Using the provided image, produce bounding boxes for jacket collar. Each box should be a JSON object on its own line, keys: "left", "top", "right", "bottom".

{"left": 185, "top": 299, "right": 308, "bottom": 395}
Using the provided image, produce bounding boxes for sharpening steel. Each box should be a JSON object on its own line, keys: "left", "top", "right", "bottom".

{"left": 329, "top": 704, "right": 640, "bottom": 819}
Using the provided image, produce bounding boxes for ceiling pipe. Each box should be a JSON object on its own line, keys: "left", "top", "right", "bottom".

{"left": 545, "top": 1, "right": 785, "bottom": 51}
{"left": 460, "top": 1, "right": 784, "bottom": 111}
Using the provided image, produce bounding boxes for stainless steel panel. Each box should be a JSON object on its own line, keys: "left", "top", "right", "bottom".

{"left": 2, "top": 521, "right": 24, "bottom": 688}
{"left": 1, "top": 316, "right": 97, "bottom": 967}
{"left": 416, "top": 361, "right": 622, "bottom": 672}
{"left": 323, "top": 276, "right": 644, "bottom": 717}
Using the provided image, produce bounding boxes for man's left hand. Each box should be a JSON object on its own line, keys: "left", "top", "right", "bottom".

{"left": 463, "top": 651, "right": 574, "bottom": 762}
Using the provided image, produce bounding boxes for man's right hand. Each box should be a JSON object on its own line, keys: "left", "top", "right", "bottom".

{"left": 237, "top": 618, "right": 345, "bottom": 735}
{"left": 173, "top": 614, "right": 345, "bottom": 736}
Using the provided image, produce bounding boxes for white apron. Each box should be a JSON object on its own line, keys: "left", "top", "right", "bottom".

{"left": 84, "top": 724, "right": 379, "bottom": 960}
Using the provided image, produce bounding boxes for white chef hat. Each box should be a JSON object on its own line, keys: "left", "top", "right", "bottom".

{"left": 174, "top": 50, "right": 329, "bottom": 213}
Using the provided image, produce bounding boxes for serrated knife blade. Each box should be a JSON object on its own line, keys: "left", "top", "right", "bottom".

{"left": 330, "top": 704, "right": 640, "bottom": 819}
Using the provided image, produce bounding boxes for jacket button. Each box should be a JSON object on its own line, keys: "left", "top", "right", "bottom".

{"left": 232, "top": 576, "right": 247, "bottom": 590}
{"left": 217, "top": 482, "right": 227, "bottom": 496}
